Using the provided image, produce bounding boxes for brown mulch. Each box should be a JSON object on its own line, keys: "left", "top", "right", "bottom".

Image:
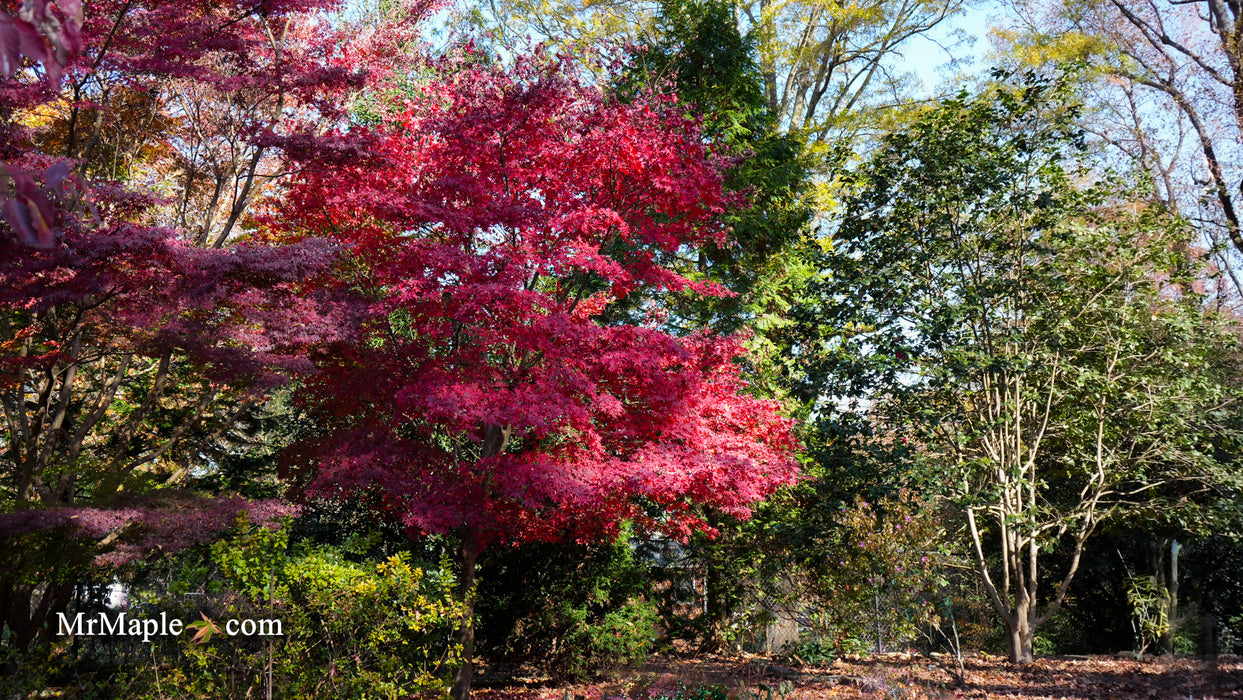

{"left": 473, "top": 652, "right": 1243, "bottom": 700}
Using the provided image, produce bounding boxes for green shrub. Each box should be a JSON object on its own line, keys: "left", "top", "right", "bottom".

{"left": 122, "top": 520, "right": 464, "bottom": 699}
{"left": 654, "top": 684, "right": 730, "bottom": 700}
{"left": 276, "top": 549, "right": 463, "bottom": 698}
{"left": 790, "top": 636, "right": 836, "bottom": 664}
{"left": 477, "top": 531, "right": 656, "bottom": 680}
{"left": 1032, "top": 634, "right": 1057, "bottom": 656}
{"left": 545, "top": 594, "right": 657, "bottom": 681}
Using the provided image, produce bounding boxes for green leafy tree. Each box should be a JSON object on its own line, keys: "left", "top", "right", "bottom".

{"left": 794, "top": 74, "right": 1243, "bottom": 663}
{"left": 457, "top": 0, "right": 967, "bottom": 146}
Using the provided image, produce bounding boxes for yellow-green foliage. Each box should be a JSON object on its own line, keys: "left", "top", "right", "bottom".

{"left": 1125, "top": 575, "right": 1170, "bottom": 655}
{"left": 277, "top": 550, "right": 464, "bottom": 698}
{"left": 130, "top": 522, "right": 465, "bottom": 699}
{"left": 989, "top": 26, "right": 1112, "bottom": 69}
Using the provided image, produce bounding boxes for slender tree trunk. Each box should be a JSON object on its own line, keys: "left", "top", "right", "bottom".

{"left": 449, "top": 529, "right": 479, "bottom": 700}
{"left": 5, "top": 583, "right": 35, "bottom": 652}
{"left": 451, "top": 422, "right": 508, "bottom": 700}
{"left": 0, "top": 580, "right": 14, "bottom": 652}
{"left": 1006, "top": 601, "right": 1034, "bottom": 664}
{"left": 1159, "top": 538, "right": 1180, "bottom": 656}
{"left": 1004, "top": 591, "right": 1034, "bottom": 661}
{"left": 0, "top": 581, "right": 74, "bottom": 653}
{"left": 759, "top": 0, "right": 777, "bottom": 114}
{"left": 704, "top": 563, "right": 722, "bottom": 649}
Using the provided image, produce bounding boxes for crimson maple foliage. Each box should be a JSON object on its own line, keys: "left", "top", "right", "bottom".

{"left": 0, "top": 0, "right": 414, "bottom": 652}
{"left": 279, "top": 55, "right": 801, "bottom": 697}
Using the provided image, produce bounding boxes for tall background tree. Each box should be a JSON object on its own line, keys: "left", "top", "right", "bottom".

{"left": 792, "top": 74, "right": 1243, "bottom": 662}
{"left": 551, "top": 0, "right": 821, "bottom": 652}
{"left": 991, "top": 0, "right": 1243, "bottom": 653}
{"left": 454, "top": 0, "right": 970, "bottom": 146}
{"left": 997, "top": 0, "right": 1243, "bottom": 300}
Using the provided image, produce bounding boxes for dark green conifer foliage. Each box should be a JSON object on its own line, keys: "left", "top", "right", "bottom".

{"left": 596, "top": 0, "right": 818, "bottom": 652}
{"left": 611, "top": 0, "right": 814, "bottom": 339}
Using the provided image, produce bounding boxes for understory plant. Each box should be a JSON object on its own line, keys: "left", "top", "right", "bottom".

{"left": 477, "top": 533, "right": 657, "bottom": 681}
{"left": 116, "top": 520, "right": 464, "bottom": 699}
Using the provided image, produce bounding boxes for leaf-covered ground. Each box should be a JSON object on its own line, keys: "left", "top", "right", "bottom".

{"left": 476, "top": 652, "right": 1243, "bottom": 699}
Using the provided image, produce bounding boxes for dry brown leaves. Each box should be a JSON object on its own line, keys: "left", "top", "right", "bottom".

{"left": 473, "top": 652, "right": 1243, "bottom": 700}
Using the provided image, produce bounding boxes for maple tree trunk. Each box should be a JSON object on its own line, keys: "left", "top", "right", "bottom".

{"left": 1006, "top": 623, "right": 1034, "bottom": 664}
{"left": 704, "top": 564, "right": 724, "bottom": 649}
{"left": 0, "top": 580, "right": 74, "bottom": 653}
{"left": 450, "top": 528, "right": 480, "bottom": 700}
{"left": 452, "top": 424, "right": 509, "bottom": 700}
{"left": 1006, "top": 599, "right": 1035, "bottom": 665}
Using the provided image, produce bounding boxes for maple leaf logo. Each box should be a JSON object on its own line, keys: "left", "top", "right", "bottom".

{"left": 186, "top": 612, "right": 221, "bottom": 644}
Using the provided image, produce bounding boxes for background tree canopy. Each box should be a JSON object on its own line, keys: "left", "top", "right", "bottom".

{"left": 792, "top": 72, "right": 1243, "bottom": 662}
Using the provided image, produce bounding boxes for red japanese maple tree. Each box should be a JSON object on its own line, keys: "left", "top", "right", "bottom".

{"left": 279, "top": 55, "right": 801, "bottom": 698}
{"left": 0, "top": 0, "right": 425, "bottom": 651}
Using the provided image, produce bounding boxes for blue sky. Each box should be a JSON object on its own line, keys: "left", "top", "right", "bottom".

{"left": 899, "top": 1, "right": 1001, "bottom": 95}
